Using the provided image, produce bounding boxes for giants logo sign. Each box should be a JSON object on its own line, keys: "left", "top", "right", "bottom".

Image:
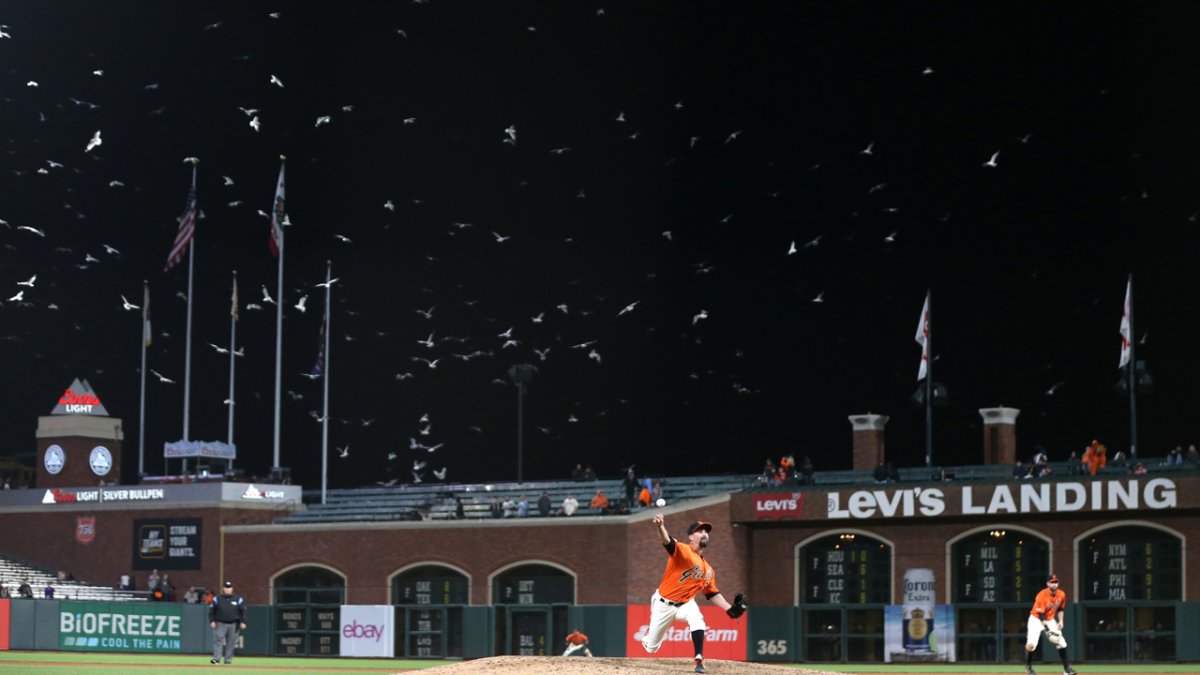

{"left": 76, "top": 516, "right": 96, "bottom": 545}
{"left": 626, "top": 605, "right": 744, "bottom": 659}
{"left": 753, "top": 492, "right": 804, "bottom": 520}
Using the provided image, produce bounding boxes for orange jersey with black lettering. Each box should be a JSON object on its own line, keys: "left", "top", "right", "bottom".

{"left": 1030, "top": 587, "right": 1066, "bottom": 621}
{"left": 565, "top": 630, "right": 588, "bottom": 645}
{"left": 656, "top": 539, "right": 719, "bottom": 603}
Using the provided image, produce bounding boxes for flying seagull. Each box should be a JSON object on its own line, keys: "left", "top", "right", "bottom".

{"left": 120, "top": 294, "right": 140, "bottom": 311}
{"left": 85, "top": 130, "right": 102, "bottom": 152}
{"left": 983, "top": 151, "right": 1000, "bottom": 168}
{"left": 150, "top": 369, "right": 176, "bottom": 384}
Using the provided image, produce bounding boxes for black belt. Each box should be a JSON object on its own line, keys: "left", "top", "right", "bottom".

{"left": 658, "top": 597, "right": 683, "bottom": 607}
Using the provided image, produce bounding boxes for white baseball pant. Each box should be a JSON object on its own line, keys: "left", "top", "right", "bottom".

{"left": 1026, "top": 615, "right": 1067, "bottom": 649}
{"left": 641, "top": 590, "right": 707, "bottom": 653}
{"left": 563, "top": 642, "right": 593, "bottom": 657}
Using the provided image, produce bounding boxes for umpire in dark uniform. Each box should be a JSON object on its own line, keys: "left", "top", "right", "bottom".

{"left": 209, "top": 580, "right": 246, "bottom": 665}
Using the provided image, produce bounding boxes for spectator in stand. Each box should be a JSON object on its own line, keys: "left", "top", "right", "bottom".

{"left": 571, "top": 464, "right": 585, "bottom": 481}
{"left": 118, "top": 574, "right": 132, "bottom": 591}
{"left": 0, "top": 582, "right": 9, "bottom": 598}
{"left": 455, "top": 497, "right": 466, "bottom": 519}
{"left": 780, "top": 454, "right": 795, "bottom": 475}
{"left": 623, "top": 468, "right": 639, "bottom": 508}
{"left": 43, "top": 583, "right": 54, "bottom": 599}
{"left": 799, "top": 456, "right": 815, "bottom": 486}
{"left": 489, "top": 497, "right": 503, "bottom": 519}
{"left": 651, "top": 481, "right": 663, "bottom": 504}
{"left": 517, "top": 495, "right": 529, "bottom": 518}
{"left": 1012, "top": 460, "right": 1030, "bottom": 479}
{"left": 1031, "top": 446, "right": 1049, "bottom": 466}
{"left": 1167, "top": 446, "right": 1183, "bottom": 466}
{"left": 873, "top": 461, "right": 889, "bottom": 484}
{"left": 562, "top": 494, "right": 580, "bottom": 516}
{"left": 590, "top": 489, "right": 609, "bottom": 510}
{"left": 1035, "top": 462, "right": 1053, "bottom": 478}
{"left": 501, "top": 495, "right": 517, "bottom": 518}
{"left": 17, "top": 579, "right": 32, "bottom": 598}
{"left": 1187, "top": 445, "right": 1200, "bottom": 466}
{"left": 583, "top": 465, "right": 597, "bottom": 481}
{"left": 537, "top": 491, "right": 552, "bottom": 517}
{"left": 147, "top": 569, "right": 161, "bottom": 594}
{"left": 184, "top": 587, "right": 200, "bottom": 604}
{"left": 637, "top": 482, "right": 652, "bottom": 507}
{"left": 1082, "top": 440, "right": 1108, "bottom": 476}
{"left": 202, "top": 588, "right": 215, "bottom": 605}
{"left": 761, "top": 459, "right": 777, "bottom": 484}
{"left": 1130, "top": 462, "right": 1148, "bottom": 476}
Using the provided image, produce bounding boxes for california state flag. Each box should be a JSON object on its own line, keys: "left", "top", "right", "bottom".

{"left": 1119, "top": 278, "right": 1132, "bottom": 368}
{"left": 915, "top": 292, "right": 930, "bottom": 381}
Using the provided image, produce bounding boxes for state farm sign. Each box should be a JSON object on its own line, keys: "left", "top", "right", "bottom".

{"left": 753, "top": 492, "right": 804, "bottom": 520}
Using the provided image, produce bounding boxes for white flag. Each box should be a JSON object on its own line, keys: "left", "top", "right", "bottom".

{"left": 1119, "top": 278, "right": 1132, "bottom": 368}
{"left": 915, "top": 292, "right": 930, "bottom": 381}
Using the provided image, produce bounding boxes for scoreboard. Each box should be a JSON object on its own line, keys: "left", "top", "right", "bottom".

{"left": 396, "top": 576, "right": 468, "bottom": 605}
{"left": 953, "top": 532, "right": 1048, "bottom": 603}
{"left": 1082, "top": 526, "right": 1182, "bottom": 601}
{"left": 802, "top": 535, "right": 890, "bottom": 604}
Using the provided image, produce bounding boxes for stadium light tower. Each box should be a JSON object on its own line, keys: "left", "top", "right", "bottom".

{"left": 507, "top": 363, "right": 537, "bottom": 483}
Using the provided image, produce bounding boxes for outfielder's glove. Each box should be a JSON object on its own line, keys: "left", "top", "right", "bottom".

{"left": 1042, "top": 621, "right": 1064, "bottom": 647}
{"left": 726, "top": 593, "right": 747, "bottom": 619}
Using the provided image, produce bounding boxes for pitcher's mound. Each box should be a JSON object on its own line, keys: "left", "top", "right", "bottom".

{"left": 419, "top": 656, "right": 844, "bottom": 674}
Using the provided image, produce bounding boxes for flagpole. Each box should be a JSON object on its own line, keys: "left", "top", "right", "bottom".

{"left": 272, "top": 156, "right": 287, "bottom": 473}
{"left": 321, "top": 261, "right": 332, "bottom": 504}
{"left": 139, "top": 280, "right": 149, "bottom": 479}
{"left": 1127, "top": 274, "right": 1137, "bottom": 459}
{"left": 181, "top": 161, "right": 198, "bottom": 476}
{"left": 227, "top": 271, "right": 238, "bottom": 473}
{"left": 924, "top": 289, "right": 933, "bottom": 468}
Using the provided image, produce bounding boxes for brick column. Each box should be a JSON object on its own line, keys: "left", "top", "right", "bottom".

{"left": 979, "top": 407, "right": 1020, "bottom": 465}
{"left": 848, "top": 414, "right": 888, "bottom": 471}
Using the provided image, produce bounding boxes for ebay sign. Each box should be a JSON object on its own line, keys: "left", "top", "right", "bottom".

{"left": 339, "top": 605, "right": 393, "bottom": 658}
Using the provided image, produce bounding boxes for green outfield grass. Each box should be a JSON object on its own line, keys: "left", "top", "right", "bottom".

{"left": 0, "top": 652, "right": 1194, "bottom": 674}
{"left": 0, "top": 651, "right": 441, "bottom": 673}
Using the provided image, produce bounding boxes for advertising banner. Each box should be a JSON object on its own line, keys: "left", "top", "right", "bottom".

{"left": 132, "top": 518, "right": 202, "bottom": 570}
{"left": 752, "top": 492, "right": 804, "bottom": 520}
{"left": 59, "top": 601, "right": 182, "bottom": 652}
{"left": 339, "top": 605, "right": 393, "bottom": 658}
{"left": 626, "top": 605, "right": 745, "bottom": 660}
{"left": 884, "top": 604, "right": 956, "bottom": 662}
{"left": 0, "top": 599, "right": 9, "bottom": 650}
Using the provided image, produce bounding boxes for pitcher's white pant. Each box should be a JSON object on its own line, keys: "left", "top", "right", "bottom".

{"left": 563, "top": 642, "right": 593, "bottom": 657}
{"left": 641, "top": 590, "right": 707, "bottom": 653}
{"left": 1026, "top": 615, "right": 1067, "bottom": 650}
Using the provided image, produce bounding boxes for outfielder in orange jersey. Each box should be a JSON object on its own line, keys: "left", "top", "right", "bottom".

{"left": 1024, "top": 574, "right": 1077, "bottom": 675}
{"left": 641, "top": 515, "right": 742, "bottom": 674}
{"left": 562, "top": 627, "right": 593, "bottom": 657}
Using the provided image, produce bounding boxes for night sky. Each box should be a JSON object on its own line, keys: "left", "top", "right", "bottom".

{"left": 2, "top": 2, "right": 1199, "bottom": 489}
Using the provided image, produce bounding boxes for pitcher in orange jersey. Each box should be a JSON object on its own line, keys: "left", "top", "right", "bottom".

{"left": 640, "top": 514, "right": 738, "bottom": 674}
{"left": 1023, "top": 573, "right": 1077, "bottom": 675}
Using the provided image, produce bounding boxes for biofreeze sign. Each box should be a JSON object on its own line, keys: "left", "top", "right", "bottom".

{"left": 827, "top": 478, "right": 1177, "bottom": 519}
{"left": 59, "top": 601, "right": 182, "bottom": 652}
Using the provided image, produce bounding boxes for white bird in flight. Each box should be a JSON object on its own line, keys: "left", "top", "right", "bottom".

{"left": 249, "top": 116, "right": 261, "bottom": 132}
{"left": 269, "top": 74, "right": 284, "bottom": 88}
{"left": 7, "top": 290, "right": 23, "bottom": 302}
{"left": 85, "top": 130, "right": 102, "bottom": 152}
{"left": 315, "top": 116, "right": 331, "bottom": 127}
{"left": 294, "top": 295, "right": 307, "bottom": 313}
{"left": 692, "top": 310, "right": 708, "bottom": 325}
{"left": 884, "top": 231, "right": 898, "bottom": 243}
{"left": 811, "top": 292, "right": 825, "bottom": 304}
{"left": 787, "top": 241, "right": 797, "bottom": 255}
{"left": 150, "top": 369, "right": 176, "bottom": 384}
{"left": 16, "top": 275, "right": 35, "bottom": 287}
{"left": 314, "top": 277, "right": 340, "bottom": 288}
{"left": 588, "top": 349, "right": 602, "bottom": 364}
{"left": 223, "top": 175, "right": 235, "bottom": 186}
{"left": 416, "top": 333, "right": 435, "bottom": 348}
{"left": 208, "top": 343, "right": 231, "bottom": 355}
{"left": 120, "top": 294, "right": 140, "bottom": 311}
{"left": 337, "top": 445, "right": 349, "bottom": 458}
{"left": 492, "top": 231, "right": 511, "bottom": 243}
{"left": 859, "top": 141, "right": 874, "bottom": 156}
{"left": 983, "top": 151, "right": 1000, "bottom": 168}
{"left": 261, "top": 285, "right": 275, "bottom": 304}
{"left": 383, "top": 200, "right": 395, "bottom": 211}
{"left": 617, "top": 301, "right": 640, "bottom": 317}
{"left": 17, "top": 226, "right": 46, "bottom": 237}
{"left": 433, "top": 467, "right": 447, "bottom": 480}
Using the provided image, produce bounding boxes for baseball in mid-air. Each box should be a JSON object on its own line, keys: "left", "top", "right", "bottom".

{"left": 656, "top": 498, "right": 666, "bottom": 507}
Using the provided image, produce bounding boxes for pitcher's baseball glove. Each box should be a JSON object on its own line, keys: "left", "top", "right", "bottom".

{"left": 726, "top": 593, "right": 748, "bottom": 619}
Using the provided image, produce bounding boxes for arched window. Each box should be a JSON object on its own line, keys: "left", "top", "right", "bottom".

{"left": 491, "top": 563, "right": 575, "bottom": 605}
{"left": 1081, "top": 525, "right": 1181, "bottom": 601}
{"left": 951, "top": 528, "right": 1047, "bottom": 604}
{"left": 391, "top": 564, "right": 469, "bottom": 605}
{"left": 799, "top": 533, "right": 891, "bottom": 604}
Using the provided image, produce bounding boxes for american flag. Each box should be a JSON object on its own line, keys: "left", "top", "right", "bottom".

{"left": 268, "top": 162, "right": 285, "bottom": 256}
{"left": 163, "top": 188, "right": 197, "bottom": 272}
